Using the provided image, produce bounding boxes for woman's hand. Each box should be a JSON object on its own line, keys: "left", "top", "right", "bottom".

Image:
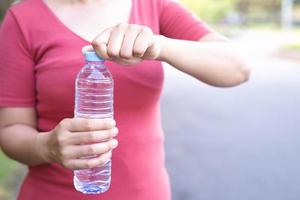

{"left": 44, "top": 118, "right": 118, "bottom": 170}
{"left": 91, "top": 23, "right": 161, "bottom": 65}
{"left": 90, "top": 23, "right": 250, "bottom": 87}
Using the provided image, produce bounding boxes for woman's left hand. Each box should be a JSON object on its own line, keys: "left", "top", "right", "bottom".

{"left": 89, "top": 23, "right": 250, "bottom": 87}
{"left": 91, "top": 23, "right": 161, "bottom": 65}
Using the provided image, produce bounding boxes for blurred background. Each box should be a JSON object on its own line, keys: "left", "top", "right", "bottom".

{"left": 1, "top": 0, "right": 300, "bottom": 200}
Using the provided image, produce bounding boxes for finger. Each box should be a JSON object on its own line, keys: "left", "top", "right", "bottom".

{"left": 92, "top": 28, "right": 113, "bottom": 60}
{"left": 107, "top": 23, "right": 128, "bottom": 58}
{"left": 114, "top": 57, "right": 142, "bottom": 65}
{"left": 119, "top": 25, "right": 141, "bottom": 59}
{"left": 65, "top": 139, "right": 118, "bottom": 159}
{"left": 60, "top": 118, "right": 116, "bottom": 132}
{"left": 133, "top": 27, "right": 154, "bottom": 57}
{"left": 70, "top": 127, "right": 119, "bottom": 145}
{"left": 64, "top": 151, "right": 112, "bottom": 170}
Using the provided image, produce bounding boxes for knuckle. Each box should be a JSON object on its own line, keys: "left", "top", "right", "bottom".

{"left": 87, "top": 160, "right": 96, "bottom": 169}
{"left": 87, "top": 131, "right": 96, "bottom": 142}
{"left": 117, "top": 22, "right": 128, "bottom": 30}
{"left": 134, "top": 48, "right": 145, "bottom": 56}
{"left": 57, "top": 134, "right": 67, "bottom": 145}
{"left": 92, "top": 39, "right": 105, "bottom": 50}
{"left": 142, "top": 26, "right": 152, "bottom": 34}
{"left": 107, "top": 49, "right": 119, "bottom": 58}
{"left": 91, "top": 39, "right": 100, "bottom": 47}
{"left": 86, "top": 145, "right": 95, "bottom": 155}
{"left": 99, "top": 130, "right": 110, "bottom": 140}
{"left": 62, "top": 160, "right": 70, "bottom": 169}
{"left": 135, "top": 47, "right": 144, "bottom": 53}
{"left": 60, "top": 148, "right": 69, "bottom": 159}
{"left": 98, "top": 157, "right": 106, "bottom": 166}
{"left": 120, "top": 51, "right": 131, "bottom": 59}
{"left": 105, "top": 142, "right": 112, "bottom": 152}
{"left": 59, "top": 118, "right": 69, "bottom": 129}
{"left": 99, "top": 153, "right": 111, "bottom": 165}
{"left": 128, "top": 24, "right": 140, "bottom": 32}
{"left": 84, "top": 120, "right": 94, "bottom": 131}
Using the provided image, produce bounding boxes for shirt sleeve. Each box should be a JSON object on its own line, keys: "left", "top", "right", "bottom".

{"left": 159, "top": 0, "right": 213, "bottom": 41}
{"left": 0, "top": 10, "right": 35, "bottom": 107}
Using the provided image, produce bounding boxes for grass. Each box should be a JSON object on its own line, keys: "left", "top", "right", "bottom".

{"left": 0, "top": 151, "right": 19, "bottom": 182}
{"left": 0, "top": 150, "right": 25, "bottom": 200}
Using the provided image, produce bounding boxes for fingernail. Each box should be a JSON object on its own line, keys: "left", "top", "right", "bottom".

{"left": 110, "top": 139, "right": 118, "bottom": 148}
{"left": 112, "top": 127, "right": 119, "bottom": 136}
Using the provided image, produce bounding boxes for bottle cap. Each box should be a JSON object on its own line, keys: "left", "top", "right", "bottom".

{"left": 84, "top": 51, "right": 105, "bottom": 62}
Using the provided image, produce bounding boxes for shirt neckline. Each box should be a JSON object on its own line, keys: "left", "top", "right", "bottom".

{"left": 38, "top": 0, "right": 134, "bottom": 44}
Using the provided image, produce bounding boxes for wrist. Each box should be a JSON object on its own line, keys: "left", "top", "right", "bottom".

{"left": 34, "top": 132, "right": 52, "bottom": 164}
{"left": 155, "top": 35, "right": 170, "bottom": 62}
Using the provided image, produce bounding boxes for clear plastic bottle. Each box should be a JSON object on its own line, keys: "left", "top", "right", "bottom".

{"left": 73, "top": 50, "right": 114, "bottom": 194}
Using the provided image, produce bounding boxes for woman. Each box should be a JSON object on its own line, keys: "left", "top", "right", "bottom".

{"left": 0, "top": 0, "right": 250, "bottom": 199}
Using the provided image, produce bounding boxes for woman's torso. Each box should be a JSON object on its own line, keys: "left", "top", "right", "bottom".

{"left": 12, "top": 0, "right": 170, "bottom": 199}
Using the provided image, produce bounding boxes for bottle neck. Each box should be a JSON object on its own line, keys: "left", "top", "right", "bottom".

{"left": 86, "top": 60, "right": 105, "bottom": 65}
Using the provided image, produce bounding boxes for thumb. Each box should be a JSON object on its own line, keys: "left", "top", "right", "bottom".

{"left": 91, "top": 28, "right": 113, "bottom": 60}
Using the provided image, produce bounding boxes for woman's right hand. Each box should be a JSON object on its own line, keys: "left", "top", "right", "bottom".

{"left": 44, "top": 118, "right": 118, "bottom": 170}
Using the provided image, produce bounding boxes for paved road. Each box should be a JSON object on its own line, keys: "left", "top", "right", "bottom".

{"left": 161, "top": 31, "right": 300, "bottom": 200}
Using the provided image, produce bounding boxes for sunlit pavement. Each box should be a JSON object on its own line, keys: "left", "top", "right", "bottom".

{"left": 162, "top": 30, "right": 300, "bottom": 200}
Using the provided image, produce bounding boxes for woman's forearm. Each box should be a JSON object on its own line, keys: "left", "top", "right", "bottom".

{"left": 90, "top": 23, "right": 250, "bottom": 86}
{"left": 0, "top": 124, "right": 50, "bottom": 166}
{"left": 0, "top": 117, "right": 119, "bottom": 170}
{"left": 158, "top": 37, "right": 250, "bottom": 87}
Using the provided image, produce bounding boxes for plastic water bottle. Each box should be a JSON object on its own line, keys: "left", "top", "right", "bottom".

{"left": 73, "top": 50, "right": 114, "bottom": 194}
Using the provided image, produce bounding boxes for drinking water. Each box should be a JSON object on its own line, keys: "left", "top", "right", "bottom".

{"left": 73, "top": 50, "right": 114, "bottom": 194}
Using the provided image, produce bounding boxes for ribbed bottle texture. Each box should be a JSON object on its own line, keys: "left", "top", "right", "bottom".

{"left": 73, "top": 55, "right": 113, "bottom": 194}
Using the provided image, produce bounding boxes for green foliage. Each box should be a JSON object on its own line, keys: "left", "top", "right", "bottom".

{"left": 0, "top": 151, "right": 19, "bottom": 183}
{"left": 281, "top": 43, "right": 300, "bottom": 50}
{"left": 239, "top": 2, "right": 280, "bottom": 24}
{"left": 0, "top": 151, "right": 24, "bottom": 200}
{"left": 180, "top": 0, "right": 237, "bottom": 23}
{"left": 180, "top": 0, "right": 297, "bottom": 24}
{"left": 0, "top": 1, "right": 10, "bottom": 20}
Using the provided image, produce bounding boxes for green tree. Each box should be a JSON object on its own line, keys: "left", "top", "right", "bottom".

{"left": 236, "top": 0, "right": 281, "bottom": 23}
{"left": 181, "top": 0, "right": 290, "bottom": 25}
{"left": 180, "top": 0, "right": 237, "bottom": 23}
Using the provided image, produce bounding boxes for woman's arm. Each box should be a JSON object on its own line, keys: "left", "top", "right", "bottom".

{"left": 158, "top": 33, "right": 250, "bottom": 87}
{"left": 0, "top": 108, "right": 48, "bottom": 165}
{"left": 0, "top": 108, "right": 118, "bottom": 169}
{"left": 92, "top": 24, "right": 250, "bottom": 87}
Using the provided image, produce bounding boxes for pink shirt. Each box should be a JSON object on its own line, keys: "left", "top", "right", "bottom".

{"left": 0, "top": 0, "right": 211, "bottom": 199}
